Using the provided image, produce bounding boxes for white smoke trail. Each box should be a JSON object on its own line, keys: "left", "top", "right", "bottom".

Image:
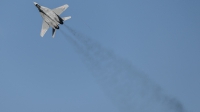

{"left": 61, "top": 25, "right": 187, "bottom": 112}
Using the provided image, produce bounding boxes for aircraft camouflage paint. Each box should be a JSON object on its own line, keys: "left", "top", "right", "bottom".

{"left": 33, "top": 2, "right": 71, "bottom": 37}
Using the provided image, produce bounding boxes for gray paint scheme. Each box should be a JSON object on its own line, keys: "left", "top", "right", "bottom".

{"left": 33, "top": 2, "right": 71, "bottom": 38}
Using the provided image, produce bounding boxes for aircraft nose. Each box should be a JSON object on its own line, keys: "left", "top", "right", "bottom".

{"left": 33, "top": 2, "right": 38, "bottom": 5}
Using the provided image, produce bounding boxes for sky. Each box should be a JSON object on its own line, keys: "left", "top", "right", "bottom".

{"left": 0, "top": 0, "right": 200, "bottom": 112}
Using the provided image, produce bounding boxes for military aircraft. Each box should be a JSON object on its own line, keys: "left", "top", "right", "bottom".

{"left": 33, "top": 2, "right": 71, "bottom": 37}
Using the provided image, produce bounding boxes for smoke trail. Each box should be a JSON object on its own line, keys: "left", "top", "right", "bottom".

{"left": 62, "top": 25, "right": 187, "bottom": 112}
{"left": 59, "top": 29, "right": 99, "bottom": 64}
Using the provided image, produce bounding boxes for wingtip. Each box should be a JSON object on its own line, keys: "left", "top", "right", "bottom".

{"left": 64, "top": 4, "right": 69, "bottom": 9}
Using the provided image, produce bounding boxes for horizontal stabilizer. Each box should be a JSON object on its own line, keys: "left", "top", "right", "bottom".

{"left": 62, "top": 16, "right": 71, "bottom": 21}
{"left": 52, "top": 28, "right": 56, "bottom": 38}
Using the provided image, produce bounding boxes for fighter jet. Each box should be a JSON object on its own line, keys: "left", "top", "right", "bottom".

{"left": 33, "top": 2, "right": 71, "bottom": 38}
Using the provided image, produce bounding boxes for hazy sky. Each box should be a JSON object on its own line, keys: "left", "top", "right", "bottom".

{"left": 1, "top": 0, "right": 200, "bottom": 112}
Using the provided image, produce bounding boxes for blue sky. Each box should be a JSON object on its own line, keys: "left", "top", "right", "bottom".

{"left": 1, "top": 0, "right": 200, "bottom": 112}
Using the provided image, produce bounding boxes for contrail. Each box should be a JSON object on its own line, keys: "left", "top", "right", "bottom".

{"left": 62, "top": 25, "right": 187, "bottom": 112}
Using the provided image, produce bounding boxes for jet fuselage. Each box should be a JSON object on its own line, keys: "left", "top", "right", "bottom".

{"left": 35, "top": 3, "right": 63, "bottom": 29}
{"left": 34, "top": 2, "right": 71, "bottom": 37}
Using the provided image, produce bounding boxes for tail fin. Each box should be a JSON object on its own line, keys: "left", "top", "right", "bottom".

{"left": 52, "top": 28, "right": 56, "bottom": 38}
{"left": 62, "top": 16, "right": 71, "bottom": 21}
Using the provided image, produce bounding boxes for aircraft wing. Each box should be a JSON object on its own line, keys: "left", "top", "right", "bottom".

{"left": 41, "top": 21, "right": 49, "bottom": 37}
{"left": 52, "top": 4, "right": 69, "bottom": 15}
